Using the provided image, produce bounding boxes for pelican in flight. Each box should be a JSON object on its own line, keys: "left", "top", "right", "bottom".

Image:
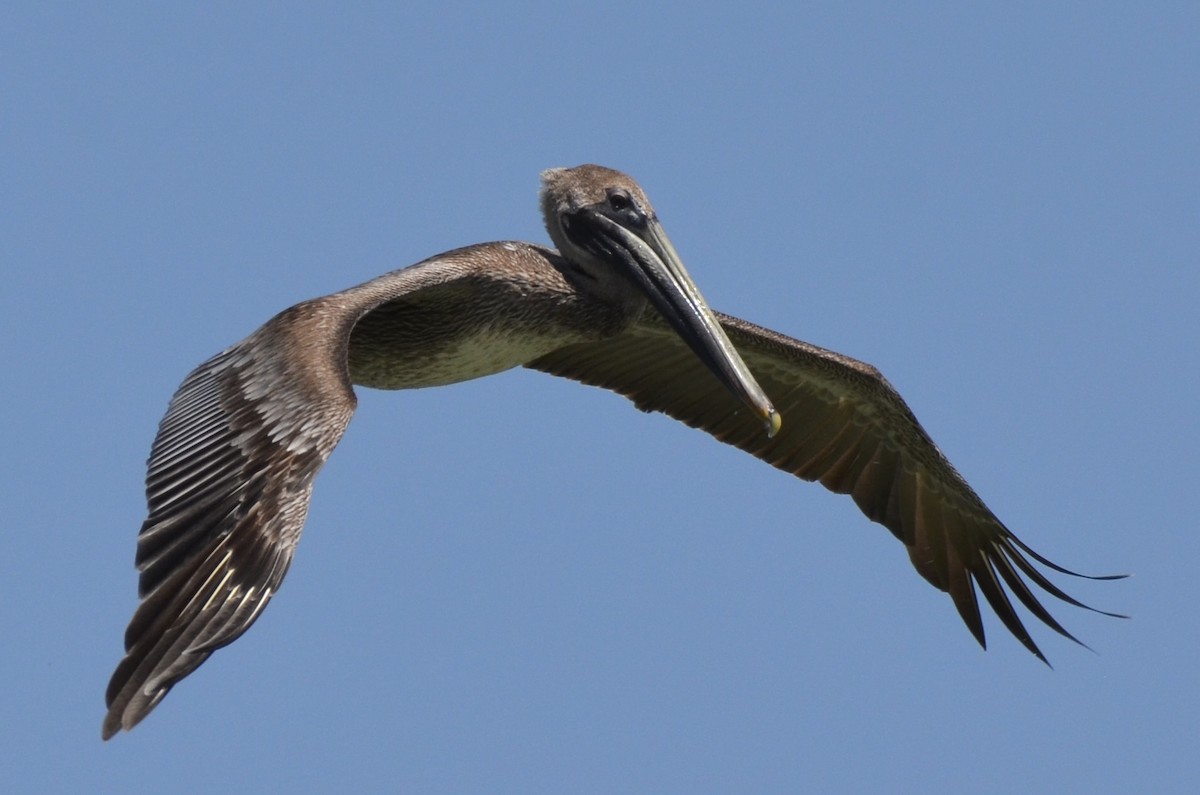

{"left": 103, "top": 164, "right": 1118, "bottom": 739}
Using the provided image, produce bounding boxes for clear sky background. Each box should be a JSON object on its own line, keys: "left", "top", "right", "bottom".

{"left": 3, "top": 3, "right": 1197, "bottom": 793}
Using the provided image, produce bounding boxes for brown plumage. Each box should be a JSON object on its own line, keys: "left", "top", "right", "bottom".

{"left": 103, "top": 164, "right": 1120, "bottom": 740}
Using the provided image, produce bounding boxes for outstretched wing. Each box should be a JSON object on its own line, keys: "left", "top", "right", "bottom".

{"left": 102, "top": 301, "right": 358, "bottom": 739}
{"left": 527, "top": 311, "right": 1121, "bottom": 662}
{"left": 102, "top": 244, "right": 577, "bottom": 738}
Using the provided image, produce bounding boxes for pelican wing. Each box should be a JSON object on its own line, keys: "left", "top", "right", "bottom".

{"left": 101, "top": 249, "right": 567, "bottom": 738}
{"left": 102, "top": 302, "right": 358, "bottom": 739}
{"left": 527, "top": 311, "right": 1118, "bottom": 661}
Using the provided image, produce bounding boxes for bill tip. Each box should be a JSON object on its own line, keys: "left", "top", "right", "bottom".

{"left": 765, "top": 409, "right": 782, "bottom": 438}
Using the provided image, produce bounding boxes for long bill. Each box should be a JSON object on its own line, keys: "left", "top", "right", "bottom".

{"left": 580, "top": 210, "right": 782, "bottom": 438}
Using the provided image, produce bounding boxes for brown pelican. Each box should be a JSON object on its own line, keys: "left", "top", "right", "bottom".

{"left": 103, "top": 164, "right": 1119, "bottom": 739}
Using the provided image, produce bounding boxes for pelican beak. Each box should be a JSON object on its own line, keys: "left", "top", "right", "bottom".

{"left": 579, "top": 211, "right": 781, "bottom": 438}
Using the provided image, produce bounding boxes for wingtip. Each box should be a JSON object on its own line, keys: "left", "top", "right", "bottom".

{"left": 101, "top": 713, "right": 121, "bottom": 742}
{"left": 1007, "top": 534, "right": 1128, "bottom": 582}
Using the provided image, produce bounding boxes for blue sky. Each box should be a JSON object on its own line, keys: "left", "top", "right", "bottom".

{"left": 3, "top": 3, "right": 1197, "bottom": 792}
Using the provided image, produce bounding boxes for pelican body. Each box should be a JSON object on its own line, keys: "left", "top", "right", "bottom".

{"left": 103, "top": 165, "right": 1117, "bottom": 739}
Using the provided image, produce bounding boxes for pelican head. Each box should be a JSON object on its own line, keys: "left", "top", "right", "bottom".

{"left": 541, "top": 165, "right": 781, "bottom": 438}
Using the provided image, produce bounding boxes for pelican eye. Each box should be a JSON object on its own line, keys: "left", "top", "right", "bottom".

{"left": 606, "top": 190, "right": 632, "bottom": 212}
